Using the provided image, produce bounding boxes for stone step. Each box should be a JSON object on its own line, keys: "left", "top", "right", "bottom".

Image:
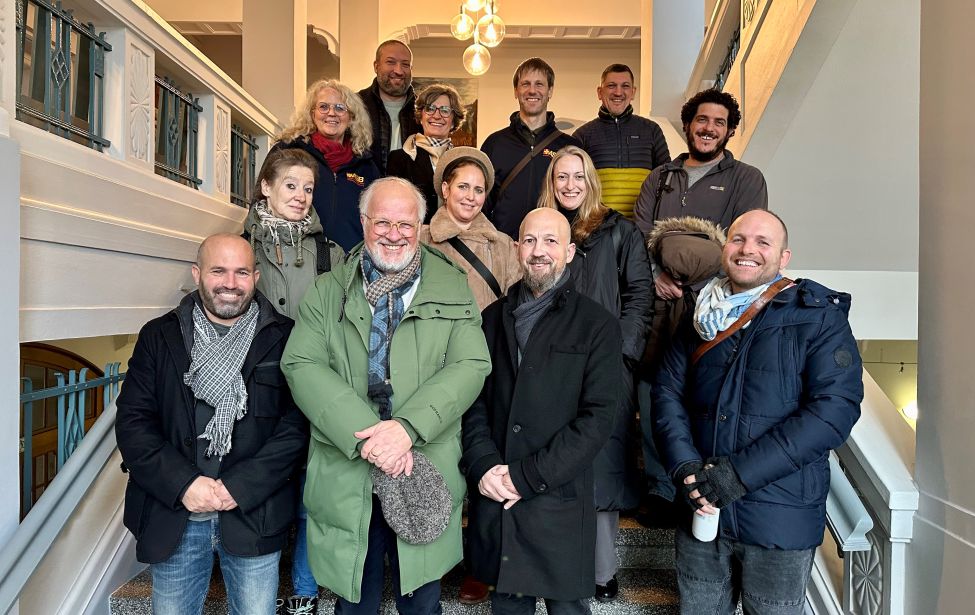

{"left": 111, "top": 516, "right": 679, "bottom": 614}
{"left": 111, "top": 565, "right": 679, "bottom": 615}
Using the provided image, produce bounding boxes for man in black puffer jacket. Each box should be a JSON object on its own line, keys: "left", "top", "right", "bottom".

{"left": 575, "top": 63, "right": 670, "bottom": 219}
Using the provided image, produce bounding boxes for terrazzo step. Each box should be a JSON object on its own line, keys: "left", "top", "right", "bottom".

{"left": 110, "top": 565, "right": 679, "bottom": 615}
{"left": 110, "top": 516, "right": 679, "bottom": 614}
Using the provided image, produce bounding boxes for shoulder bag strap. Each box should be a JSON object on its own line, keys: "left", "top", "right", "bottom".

{"left": 446, "top": 236, "right": 504, "bottom": 299}
{"left": 314, "top": 234, "right": 332, "bottom": 275}
{"left": 690, "top": 277, "right": 794, "bottom": 365}
{"left": 499, "top": 130, "right": 565, "bottom": 196}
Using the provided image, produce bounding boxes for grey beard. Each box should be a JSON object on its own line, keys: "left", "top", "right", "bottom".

{"left": 525, "top": 268, "right": 560, "bottom": 296}
{"left": 368, "top": 245, "right": 418, "bottom": 274}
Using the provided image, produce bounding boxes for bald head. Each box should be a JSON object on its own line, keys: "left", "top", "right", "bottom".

{"left": 722, "top": 209, "right": 792, "bottom": 294}
{"left": 192, "top": 233, "right": 260, "bottom": 325}
{"left": 518, "top": 208, "right": 576, "bottom": 297}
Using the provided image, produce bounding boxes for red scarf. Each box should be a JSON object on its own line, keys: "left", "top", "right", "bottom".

{"left": 310, "top": 132, "right": 355, "bottom": 172}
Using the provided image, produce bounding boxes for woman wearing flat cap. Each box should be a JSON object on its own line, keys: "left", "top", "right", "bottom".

{"left": 419, "top": 147, "right": 520, "bottom": 312}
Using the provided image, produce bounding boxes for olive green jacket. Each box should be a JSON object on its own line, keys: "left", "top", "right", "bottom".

{"left": 281, "top": 243, "right": 491, "bottom": 602}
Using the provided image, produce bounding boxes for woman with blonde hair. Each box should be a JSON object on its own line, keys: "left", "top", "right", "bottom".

{"left": 538, "top": 145, "right": 653, "bottom": 602}
{"left": 273, "top": 79, "right": 380, "bottom": 251}
{"left": 387, "top": 83, "right": 466, "bottom": 223}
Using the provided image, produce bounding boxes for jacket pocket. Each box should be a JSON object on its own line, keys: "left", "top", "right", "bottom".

{"left": 252, "top": 362, "right": 285, "bottom": 417}
{"left": 745, "top": 417, "right": 804, "bottom": 505}
{"left": 123, "top": 480, "right": 149, "bottom": 538}
{"left": 802, "top": 454, "right": 829, "bottom": 503}
{"left": 779, "top": 334, "right": 800, "bottom": 403}
{"left": 260, "top": 484, "right": 296, "bottom": 537}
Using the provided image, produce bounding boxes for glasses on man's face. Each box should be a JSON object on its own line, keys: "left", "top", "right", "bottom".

{"left": 422, "top": 104, "right": 454, "bottom": 117}
{"left": 317, "top": 102, "right": 348, "bottom": 115}
{"left": 363, "top": 214, "right": 418, "bottom": 237}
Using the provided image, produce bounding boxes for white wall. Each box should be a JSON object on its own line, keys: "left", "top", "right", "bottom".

{"left": 745, "top": 0, "right": 918, "bottom": 274}
{"left": 910, "top": 0, "right": 975, "bottom": 613}
{"left": 408, "top": 39, "right": 642, "bottom": 145}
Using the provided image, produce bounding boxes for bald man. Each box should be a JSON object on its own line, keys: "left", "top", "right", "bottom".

{"left": 462, "top": 209, "right": 623, "bottom": 614}
{"left": 116, "top": 233, "right": 308, "bottom": 615}
{"left": 652, "top": 210, "right": 863, "bottom": 615}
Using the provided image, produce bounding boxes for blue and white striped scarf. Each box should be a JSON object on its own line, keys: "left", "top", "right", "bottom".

{"left": 693, "top": 275, "right": 781, "bottom": 341}
{"left": 361, "top": 249, "right": 421, "bottom": 419}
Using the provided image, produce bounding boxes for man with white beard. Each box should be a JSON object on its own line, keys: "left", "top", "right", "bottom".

{"left": 282, "top": 177, "right": 490, "bottom": 614}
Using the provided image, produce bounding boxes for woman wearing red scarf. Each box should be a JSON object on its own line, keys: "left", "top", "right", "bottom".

{"left": 274, "top": 79, "right": 380, "bottom": 252}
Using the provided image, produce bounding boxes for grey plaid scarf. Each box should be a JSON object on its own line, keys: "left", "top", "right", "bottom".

{"left": 361, "top": 248, "right": 421, "bottom": 419}
{"left": 184, "top": 300, "right": 260, "bottom": 458}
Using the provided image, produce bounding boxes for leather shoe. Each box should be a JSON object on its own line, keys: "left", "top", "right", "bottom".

{"left": 459, "top": 574, "right": 490, "bottom": 604}
{"left": 595, "top": 575, "right": 619, "bottom": 602}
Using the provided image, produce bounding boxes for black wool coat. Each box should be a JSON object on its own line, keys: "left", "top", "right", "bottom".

{"left": 462, "top": 280, "right": 622, "bottom": 600}
{"left": 386, "top": 146, "right": 438, "bottom": 224}
{"left": 115, "top": 292, "right": 309, "bottom": 564}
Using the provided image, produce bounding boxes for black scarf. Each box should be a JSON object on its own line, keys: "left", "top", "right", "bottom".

{"left": 511, "top": 270, "right": 570, "bottom": 356}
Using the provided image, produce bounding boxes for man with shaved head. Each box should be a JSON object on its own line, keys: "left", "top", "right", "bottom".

{"left": 463, "top": 208, "right": 623, "bottom": 614}
{"left": 358, "top": 40, "right": 419, "bottom": 174}
{"left": 117, "top": 233, "right": 308, "bottom": 614}
{"left": 652, "top": 210, "right": 863, "bottom": 615}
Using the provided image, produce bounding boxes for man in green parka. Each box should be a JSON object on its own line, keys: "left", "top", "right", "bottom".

{"left": 281, "top": 177, "right": 490, "bottom": 615}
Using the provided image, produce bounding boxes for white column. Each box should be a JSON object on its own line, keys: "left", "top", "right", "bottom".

{"left": 0, "top": 0, "right": 17, "bottom": 134}
{"left": 242, "top": 0, "right": 307, "bottom": 126}
{"left": 0, "top": 0, "right": 21, "bottom": 562}
{"left": 198, "top": 94, "right": 231, "bottom": 201}
{"left": 338, "top": 0, "right": 379, "bottom": 90}
{"left": 102, "top": 28, "right": 155, "bottom": 171}
{"left": 650, "top": 0, "right": 704, "bottom": 119}
{"left": 639, "top": 0, "right": 652, "bottom": 116}
{"left": 911, "top": 1, "right": 975, "bottom": 613}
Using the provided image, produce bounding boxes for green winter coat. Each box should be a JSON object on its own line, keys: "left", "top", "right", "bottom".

{"left": 244, "top": 204, "right": 345, "bottom": 320}
{"left": 281, "top": 243, "right": 491, "bottom": 602}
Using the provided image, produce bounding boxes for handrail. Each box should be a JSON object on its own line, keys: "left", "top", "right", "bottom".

{"left": 0, "top": 401, "right": 122, "bottom": 614}
{"left": 20, "top": 363, "right": 124, "bottom": 518}
{"left": 825, "top": 452, "right": 873, "bottom": 552}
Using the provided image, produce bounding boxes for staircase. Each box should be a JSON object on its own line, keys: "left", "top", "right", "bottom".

{"left": 110, "top": 516, "right": 679, "bottom": 614}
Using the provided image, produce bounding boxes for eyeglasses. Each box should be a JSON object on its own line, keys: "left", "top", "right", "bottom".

{"left": 363, "top": 214, "right": 418, "bottom": 237}
{"left": 422, "top": 104, "right": 454, "bottom": 117}
{"left": 316, "top": 102, "right": 348, "bottom": 115}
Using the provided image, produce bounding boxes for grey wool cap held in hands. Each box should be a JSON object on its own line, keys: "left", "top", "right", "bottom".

{"left": 371, "top": 450, "right": 452, "bottom": 545}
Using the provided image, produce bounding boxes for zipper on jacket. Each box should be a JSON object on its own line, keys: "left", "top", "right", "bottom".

{"left": 615, "top": 117, "right": 623, "bottom": 168}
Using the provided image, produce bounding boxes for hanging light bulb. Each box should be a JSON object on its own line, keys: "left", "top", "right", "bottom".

{"left": 450, "top": 7, "right": 475, "bottom": 41}
{"left": 463, "top": 0, "right": 486, "bottom": 12}
{"left": 463, "top": 39, "right": 491, "bottom": 76}
{"left": 476, "top": 4, "right": 505, "bottom": 48}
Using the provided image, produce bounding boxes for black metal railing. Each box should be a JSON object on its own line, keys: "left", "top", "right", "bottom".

{"left": 15, "top": 0, "right": 112, "bottom": 151}
{"left": 715, "top": 28, "right": 741, "bottom": 91}
{"left": 19, "top": 363, "right": 124, "bottom": 519}
{"left": 154, "top": 76, "right": 202, "bottom": 188}
{"left": 231, "top": 125, "right": 259, "bottom": 206}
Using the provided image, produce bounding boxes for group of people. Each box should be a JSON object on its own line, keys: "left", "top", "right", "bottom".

{"left": 115, "top": 38, "right": 865, "bottom": 615}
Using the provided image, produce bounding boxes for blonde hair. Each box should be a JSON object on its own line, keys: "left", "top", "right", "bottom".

{"left": 275, "top": 79, "right": 373, "bottom": 156}
{"left": 537, "top": 145, "right": 608, "bottom": 243}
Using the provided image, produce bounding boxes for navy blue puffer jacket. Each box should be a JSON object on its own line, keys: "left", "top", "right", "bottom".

{"left": 652, "top": 278, "right": 863, "bottom": 550}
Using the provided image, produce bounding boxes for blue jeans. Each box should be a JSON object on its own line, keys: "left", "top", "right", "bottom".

{"left": 334, "top": 495, "right": 442, "bottom": 615}
{"left": 674, "top": 526, "right": 814, "bottom": 615}
{"left": 151, "top": 518, "right": 281, "bottom": 615}
{"left": 292, "top": 473, "right": 318, "bottom": 597}
{"left": 638, "top": 379, "right": 676, "bottom": 501}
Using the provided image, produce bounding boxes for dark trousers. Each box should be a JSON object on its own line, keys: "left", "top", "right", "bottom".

{"left": 334, "top": 496, "right": 442, "bottom": 615}
{"left": 674, "top": 526, "right": 815, "bottom": 615}
{"left": 490, "top": 592, "right": 591, "bottom": 615}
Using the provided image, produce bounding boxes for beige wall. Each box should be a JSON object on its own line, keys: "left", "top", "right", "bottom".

{"left": 911, "top": 0, "right": 975, "bottom": 613}
{"left": 408, "top": 39, "right": 641, "bottom": 145}
{"left": 859, "top": 340, "right": 917, "bottom": 418}
{"left": 41, "top": 335, "right": 139, "bottom": 373}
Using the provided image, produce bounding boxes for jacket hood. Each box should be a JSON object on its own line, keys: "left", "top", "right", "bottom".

{"left": 646, "top": 215, "right": 726, "bottom": 252}
{"left": 782, "top": 278, "right": 853, "bottom": 317}
{"left": 427, "top": 208, "right": 503, "bottom": 245}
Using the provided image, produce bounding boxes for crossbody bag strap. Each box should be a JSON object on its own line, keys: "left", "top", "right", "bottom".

{"left": 499, "top": 130, "right": 564, "bottom": 196}
{"left": 446, "top": 236, "right": 504, "bottom": 299}
{"left": 690, "top": 277, "right": 794, "bottom": 365}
